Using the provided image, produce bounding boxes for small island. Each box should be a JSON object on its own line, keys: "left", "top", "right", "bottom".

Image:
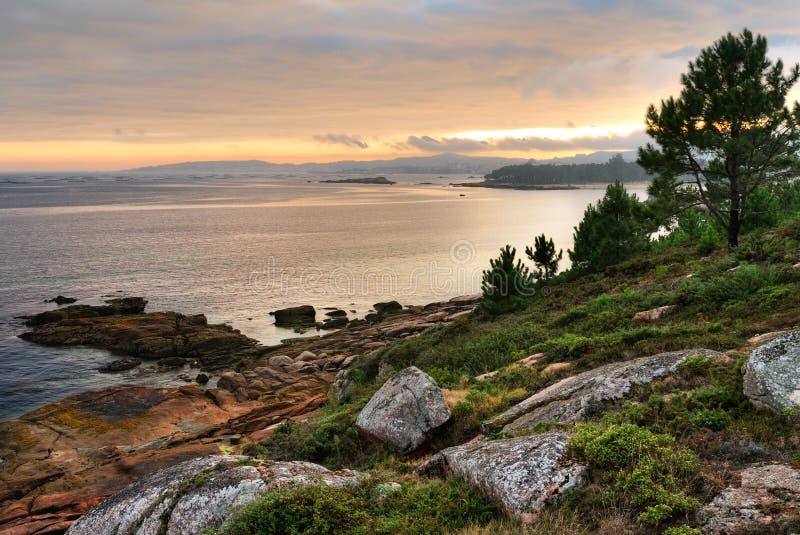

{"left": 320, "top": 176, "right": 396, "bottom": 185}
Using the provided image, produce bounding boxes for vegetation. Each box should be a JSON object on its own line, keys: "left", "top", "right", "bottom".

{"left": 485, "top": 153, "right": 650, "bottom": 185}
{"left": 568, "top": 181, "right": 654, "bottom": 272}
{"left": 525, "top": 234, "right": 562, "bottom": 281}
{"left": 225, "top": 32, "right": 800, "bottom": 533}
{"left": 479, "top": 245, "right": 534, "bottom": 315}
{"left": 214, "top": 477, "right": 496, "bottom": 535}
{"left": 639, "top": 28, "right": 800, "bottom": 249}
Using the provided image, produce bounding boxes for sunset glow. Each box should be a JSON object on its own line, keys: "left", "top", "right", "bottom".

{"left": 2, "top": 2, "right": 800, "bottom": 170}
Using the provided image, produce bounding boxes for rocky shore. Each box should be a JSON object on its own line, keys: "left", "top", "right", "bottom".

{"left": 0, "top": 293, "right": 480, "bottom": 534}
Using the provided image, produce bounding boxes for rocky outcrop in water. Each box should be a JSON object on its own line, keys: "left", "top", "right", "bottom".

{"left": 66, "top": 455, "right": 364, "bottom": 535}
{"left": 356, "top": 367, "right": 451, "bottom": 453}
{"left": 22, "top": 297, "right": 146, "bottom": 326}
{"left": 697, "top": 463, "right": 800, "bottom": 534}
{"left": 483, "top": 349, "right": 726, "bottom": 435}
{"left": 416, "top": 432, "right": 586, "bottom": 523}
{"left": 271, "top": 305, "right": 316, "bottom": 327}
{"left": 742, "top": 330, "right": 800, "bottom": 414}
{"left": 44, "top": 296, "right": 77, "bottom": 306}
{"left": 19, "top": 302, "right": 259, "bottom": 370}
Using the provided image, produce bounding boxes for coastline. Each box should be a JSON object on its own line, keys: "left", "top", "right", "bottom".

{"left": 0, "top": 293, "right": 480, "bottom": 533}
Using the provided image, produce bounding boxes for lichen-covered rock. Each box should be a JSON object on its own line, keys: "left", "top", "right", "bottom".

{"left": 356, "top": 366, "right": 451, "bottom": 453}
{"left": 697, "top": 464, "right": 800, "bottom": 534}
{"left": 483, "top": 349, "right": 725, "bottom": 435}
{"left": 742, "top": 330, "right": 800, "bottom": 414}
{"left": 416, "top": 432, "right": 586, "bottom": 522}
{"left": 66, "top": 455, "right": 364, "bottom": 535}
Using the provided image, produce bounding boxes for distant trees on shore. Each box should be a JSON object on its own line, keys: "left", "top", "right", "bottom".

{"left": 484, "top": 154, "right": 650, "bottom": 185}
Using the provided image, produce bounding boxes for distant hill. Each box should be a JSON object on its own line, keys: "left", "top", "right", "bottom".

{"left": 122, "top": 151, "right": 636, "bottom": 176}
{"left": 484, "top": 153, "right": 650, "bottom": 185}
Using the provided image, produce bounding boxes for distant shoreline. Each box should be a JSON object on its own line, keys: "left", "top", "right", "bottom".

{"left": 320, "top": 176, "right": 396, "bottom": 185}
{"left": 451, "top": 180, "right": 651, "bottom": 191}
{"left": 451, "top": 181, "right": 579, "bottom": 191}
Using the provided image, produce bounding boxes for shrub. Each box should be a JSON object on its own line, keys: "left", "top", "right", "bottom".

{"left": 696, "top": 224, "right": 720, "bottom": 255}
{"left": 220, "top": 478, "right": 497, "bottom": 535}
{"left": 663, "top": 526, "right": 702, "bottom": 535}
{"left": 570, "top": 423, "right": 700, "bottom": 527}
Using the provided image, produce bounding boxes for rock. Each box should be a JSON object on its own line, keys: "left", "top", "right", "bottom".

{"left": 195, "top": 373, "right": 210, "bottom": 385}
{"left": 295, "top": 350, "right": 317, "bottom": 362}
{"left": 541, "top": 362, "right": 571, "bottom": 376}
{"left": 98, "top": 358, "right": 142, "bottom": 373}
{"left": 415, "top": 432, "right": 586, "bottom": 523}
{"left": 448, "top": 293, "right": 482, "bottom": 305}
{"left": 325, "top": 309, "right": 347, "bottom": 317}
{"left": 373, "top": 301, "right": 402, "bottom": 316}
{"left": 365, "top": 313, "right": 380, "bottom": 323}
{"left": 697, "top": 464, "right": 800, "bottom": 534}
{"left": 425, "top": 311, "right": 448, "bottom": 322}
{"left": 65, "top": 455, "right": 364, "bottom": 535}
{"left": 19, "top": 309, "right": 258, "bottom": 370}
{"left": 377, "top": 361, "right": 394, "bottom": 379}
{"left": 633, "top": 305, "right": 675, "bottom": 323}
{"left": 320, "top": 316, "right": 348, "bottom": 329}
{"left": 23, "top": 297, "right": 147, "bottom": 327}
{"left": 355, "top": 366, "right": 451, "bottom": 453}
{"left": 333, "top": 369, "right": 354, "bottom": 401}
{"left": 742, "top": 330, "right": 800, "bottom": 414}
{"left": 268, "top": 355, "right": 293, "bottom": 368}
{"left": 375, "top": 482, "right": 402, "bottom": 502}
{"left": 271, "top": 305, "right": 316, "bottom": 327}
{"left": 158, "top": 356, "right": 187, "bottom": 368}
{"left": 445, "top": 310, "right": 471, "bottom": 322}
{"left": 216, "top": 372, "right": 248, "bottom": 400}
{"left": 483, "top": 349, "right": 725, "bottom": 435}
{"left": 45, "top": 295, "right": 78, "bottom": 305}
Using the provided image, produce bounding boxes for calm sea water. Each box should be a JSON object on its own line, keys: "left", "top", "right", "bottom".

{"left": 0, "top": 173, "right": 645, "bottom": 420}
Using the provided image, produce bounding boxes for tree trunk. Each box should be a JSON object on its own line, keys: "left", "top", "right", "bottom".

{"left": 728, "top": 190, "right": 741, "bottom": 250}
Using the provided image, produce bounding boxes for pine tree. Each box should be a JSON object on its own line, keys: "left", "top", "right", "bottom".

{"left": 480, "top": 245, "right": 533, "bottom": 314}
{"left": 638, "top": 28, "right": 800, "bottom": 249}
{"left": 525, "top": 234, "right": 562, "bottom": 281}
{"left": 569, "top": 181, "right": 653, "bottom": 272}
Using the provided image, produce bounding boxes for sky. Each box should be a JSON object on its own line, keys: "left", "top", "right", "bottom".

{"left": 2, "top": 1, "right": 800, "bottom": 171}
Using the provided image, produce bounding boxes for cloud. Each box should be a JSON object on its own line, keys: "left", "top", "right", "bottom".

{"left": 405, "top": 130, "right": 650, "bottom": 153}
{"left": 1, "top": 0, "right": 800, "bottom": 169}
{"left": 313, "top": 134, "right": 369, "bottom": 149}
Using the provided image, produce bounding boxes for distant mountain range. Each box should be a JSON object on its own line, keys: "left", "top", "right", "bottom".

{"left": 123, "top": 151, "right": 637, "bottom": 176}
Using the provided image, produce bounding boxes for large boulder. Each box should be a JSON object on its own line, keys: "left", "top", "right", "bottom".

{"left": 697, "top": 464, "right": 800, "bottom": 534}
{"left": 271, "top": 305, "right": 316, "bottom": 327}
{"left": 483, "top": 349, "right": 725, "bottom": 435}
{"left": 356, "top": 366, "right": 450, "bottom": 453}
{"left": 66, "top": 455, "right": 364, "bottom": 535}
{"left": 416, "top": 432, "right": 586, "bottom": 523}
{"left": 742, "top": 330, "right": 800, "bottom": 414}
{"left": 373, "top": 300, "right": 402, "bottom": 316}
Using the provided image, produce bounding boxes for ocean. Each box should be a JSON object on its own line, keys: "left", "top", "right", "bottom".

{"left": 0, "top": 173, "right": 646, "bottom": 420}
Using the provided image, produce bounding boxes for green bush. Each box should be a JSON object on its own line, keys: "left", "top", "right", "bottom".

{"left": 696, "top": 224, "right": 720, "bottom": 255}
{"left": 663, "top": 526, "right": 702, "bottom": 535}
{"left": 570, "top": 423, "right": 700, "bottom": 527}
{"left": 219, "top": 478, "right": 497, "bottom": 535}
